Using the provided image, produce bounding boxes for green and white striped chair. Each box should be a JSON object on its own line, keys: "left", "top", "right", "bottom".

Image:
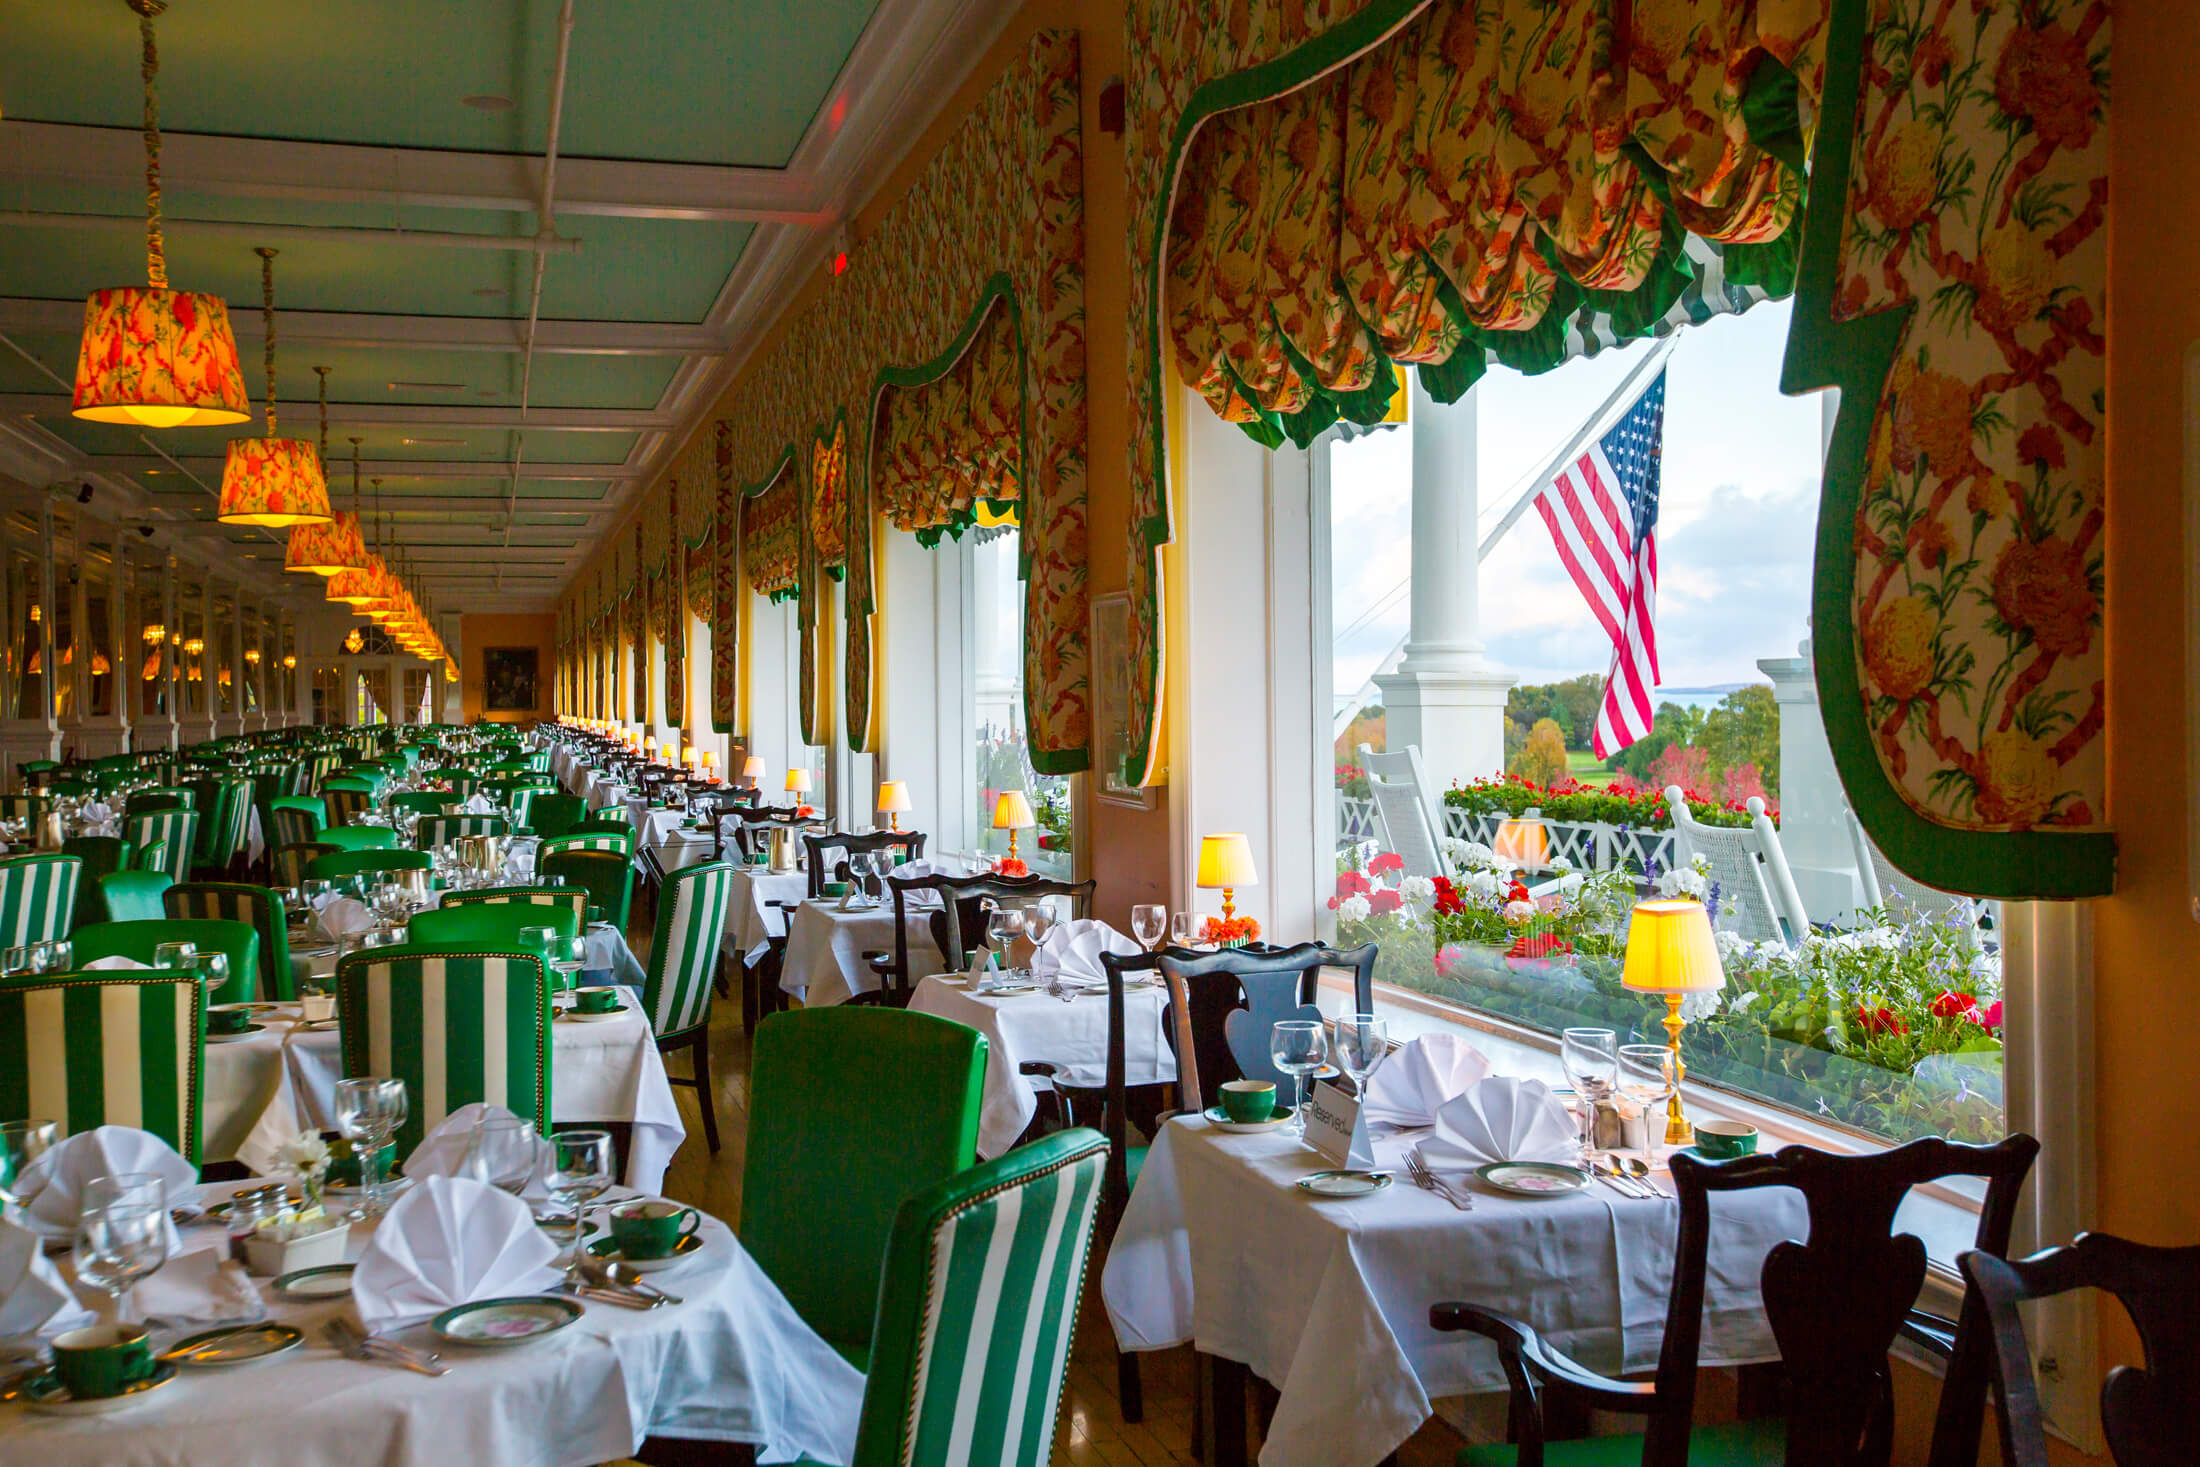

{"left": 188, "top": 777, "right": 254, "bottom": 878}
{"left": 439, "top": 884, "right": 589, "bottom": 925}
{"left": 163, "top": 883, "right": 295, "bottom": 1002}
{"left": 73, "top": 917, "right": 259, "bottom": 1005}
{"left": 0, "top": 794, "right": 50, "bottom": 823}
{"left": 333, "top": 946, "right": 553, "bottom": 1156}
{"left": 414, "top": 815, "right": 509, "bottom": 851}
{"left": 322, "top": 781, "right": 374, "bottom": 827}
{"left": 0, "top": 854, "right": 83, "bottom": 946}
{"left": 540, "top": 831, "right": 632, "bottom": 859}
{"left": 804, "top": 1130, "right": 1109, "bottom": 1467}
{"left": 640, "top": 862, "right": 736, "bottom": 1152}
{"left": 0, "top": 970, "right": 207, "bottom": 1163}
{"left": 122, "top": 808, "right": 199, "bottom": 878}
{"left": 125, "top": 786, "right": 193, "bottom": 817}
{"left": 269, "top": 796, "right": 327, "bottom": 850}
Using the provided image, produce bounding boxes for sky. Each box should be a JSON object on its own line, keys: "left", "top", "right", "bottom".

{"left": 1329, "top": 297, "right": 1827, "bottom": 705}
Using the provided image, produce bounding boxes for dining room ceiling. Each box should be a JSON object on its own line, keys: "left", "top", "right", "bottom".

{"left": 0, "top": 0, "right": 1008, "bottom": 611}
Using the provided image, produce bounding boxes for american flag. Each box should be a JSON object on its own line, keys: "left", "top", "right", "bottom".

{"left": 1530, "top": 370, "right": 1668, "bottom": 758}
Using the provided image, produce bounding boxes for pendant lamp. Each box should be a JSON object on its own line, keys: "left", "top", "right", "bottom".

{"left": 72, "top": 0, "right": 250, "bottom": 429}
{"left": 328, "top": 478, "right": 389, "bottom": 607}
{"left": 343, "top": 628, "right": 364, "bottom": 654}
{"left": 217, "top": 248, "right": 331, "bottom": 526}
{"left": 285, "top": 375, "right": 365, "bottom": 574}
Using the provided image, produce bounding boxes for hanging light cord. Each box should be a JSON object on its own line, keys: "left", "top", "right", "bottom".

{"left": 349, "top": 437, "right": 362, "bottom": 517}
{"left": 130, "top": 0, "right": 168, "bottom": 289}
{"left": 315, "top": 365, "right": 330, "bottom": 465}
{"left": 257, "top": 247, "right": 279, "bottom": 437}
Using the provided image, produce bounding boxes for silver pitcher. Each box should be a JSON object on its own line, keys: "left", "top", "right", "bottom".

{"left": 767, "top": 823, "right": 799, "bottom": 874}
{"left": 32, "top": 811, "right": 63, "bottom": 853}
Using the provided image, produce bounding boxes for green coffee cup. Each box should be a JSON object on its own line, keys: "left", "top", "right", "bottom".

{"left": 1693, "top": 1119, "right": 1759, "bottom": 1159}
{"left": 1218, "top": 1079, "right": 1277, "bottom": 1124}
{"left": 821, "top": 881, "right": 850, "bottom": 898}
{"left": 574, "top": 988, "right": 620, "bottom": 1014}
{"left": 207, "top": 1007, "right": 252, "bottom": 1035}
{"left": 607, "top": 1199, "right": 700, "bottom": 1260}
{"left": 51, "top": 1323, "right": 156, "bottom": 1399}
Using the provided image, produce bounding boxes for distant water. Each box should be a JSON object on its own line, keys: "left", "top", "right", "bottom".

{"left": 1651, "top": 684, "right": 1762, "bottom": 713}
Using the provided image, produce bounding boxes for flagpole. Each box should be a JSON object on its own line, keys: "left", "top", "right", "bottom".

{"left": 1476, "top": 337, "right": 1677, "bottom": 562}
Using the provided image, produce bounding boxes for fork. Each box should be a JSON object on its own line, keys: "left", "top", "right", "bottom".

{"left": 1406, "top": 1150, "right": 1473, "bottom": 1211}
{"left": 325, "top": 1318, "right": 447, "bottom": 1377}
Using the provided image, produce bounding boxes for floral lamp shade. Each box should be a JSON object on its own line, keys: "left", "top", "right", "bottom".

{"left": 72, "top": 287, "right": 251, "bottom": 429}
{"left": 218, "top": 436, "right": 331, "bottom": 527}
{"left": 285, "top": 509, "right": 364, "bottom": 576}
{"left": 327, "top": 554, "right": 387, "bottom": 607}
{"left": 443, "top": 659, "right": 460, "bottom": 683}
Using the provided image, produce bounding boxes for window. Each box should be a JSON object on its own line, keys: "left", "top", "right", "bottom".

{"left": 1318, "top": 303, "right": 2004, "bottom": 1148}
{"left": 969, "top": 528, "right": 1070, "bottom": 879}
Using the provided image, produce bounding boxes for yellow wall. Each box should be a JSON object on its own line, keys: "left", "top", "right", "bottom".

{"left": 460, "top": 613, "right": 556, "bottom": 723}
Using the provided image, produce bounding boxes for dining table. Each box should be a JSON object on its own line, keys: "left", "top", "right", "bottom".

{"left": 206, "top": 986, "right": 687, "bottom": 1193}
{"left": 0, "top": 1179, "right": 862, "bottom": 1466}
{"left": 906, "top": 972, "right": 1177, "bottom": 1158}
{"left": 1103, "top": 1115, "right": 1811, "bottom": 1467}
{"left": 777, "top": 897, "right": 944, "bottom": 1008}
{"left": 721, "top": 865, "right": 810, "bottom": 964}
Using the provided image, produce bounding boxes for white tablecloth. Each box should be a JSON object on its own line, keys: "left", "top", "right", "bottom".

{"left": 656, "top": 829, "right": 719, "bottom": 875}
{"left": 779, "top": 900, "right": 942, "bottom": 1008}
{"left": 0, "top": 1181, "right": 862, "bottom": 1466}
{"left": 216, "top": 988, "right": 687, "bottom": 1193}
{"left": 1104, "top": 1117, "right": 1810, "bottom": 1467}
{"left": 907, "top": 973, "right": 1177, "bottom": 1157}
{"left": 724, "top": 867, "right": 810, "bottom": 962}
{"left": 579, "top": 772, "right": 627, "bottom": 813}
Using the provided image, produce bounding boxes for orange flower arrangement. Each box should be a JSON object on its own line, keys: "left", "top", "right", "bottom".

{"left": 793, "top": 803, "right": 815, "bottom": 818}
{"left": 1199, "top": 914, "right": 1261, "bottom": 946}
{"left": 993, "top": 856, "right": 1029, "bottom": 877}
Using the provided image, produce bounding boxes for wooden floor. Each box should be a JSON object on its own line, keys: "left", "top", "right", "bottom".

{"left": 636, "top": 915, "right": 1471, "bottom": 1467}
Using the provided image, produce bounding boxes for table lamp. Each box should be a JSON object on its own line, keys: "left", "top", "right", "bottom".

{"left": 742, "top": 755, "right": 764, "bottom": 788}
{"left": 1621, "top": 898, "right": 1726, "bottom": 1146}
{"left": 784, "top": 768, "right": 812, "bottom": 810}
{"left": 877, "top": 779, "right": 912, "bottom": 831}
{"left": 992, "top": 788, "right": 1035, "bottom": 867}
{"left": 1196, "top": 833, "right": 1258, "bottom": 920}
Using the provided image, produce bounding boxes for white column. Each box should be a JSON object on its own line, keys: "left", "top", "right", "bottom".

{"left": 1757, "top": 634, "right": 1865, "bottom": 923}
{"left": 1372, "top": 373, "right": 1513, "bottom": 790}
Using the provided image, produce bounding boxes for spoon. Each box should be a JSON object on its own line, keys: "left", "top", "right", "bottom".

{"left": 581, "top": 1252, "right": 683, "bottom": 1305}
{"left": 1621, "top": 1156, "right": 1671, "bottom": 1198}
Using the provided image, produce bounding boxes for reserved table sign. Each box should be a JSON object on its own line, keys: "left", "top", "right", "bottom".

{"left": 1305, "top": 1081, "right": 1375, "bottom": 1170}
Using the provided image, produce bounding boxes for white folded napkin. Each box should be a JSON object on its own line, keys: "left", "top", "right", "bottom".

{"left": 401, "top": 1104, "right": 551, "bottom": 1198}
{"left": 82, "top": 802, "right": 114, "bottom": 824}
{"left": 1029, "top": 919, "right": 1143, "bottom": 986}
{"left": 0, "top": 1217, "right": 93, "bottom": 1356}
{"left": 350, "top": 1176, "right": 562, "bottom": 1330}
{"left": 1416, "top": 1076, "right": 1578, "bottom": 1172}
{"left": 13, "top": 1126, "right": 199, "bottom": 1245}
{"left": 83, "top": 955, "right": 151, "bottom": 971}
{"left": 460, "top": 793, "right": 497, "bottom": 815}
{"left": 126, "top": 1247, "right": 266, "bottom": 1329}
{"left": 317, "top": 897, "right": 375, "bottom": 938}
{"left": 1362, "top": 1032, "right": 1495, "bottom": 1131}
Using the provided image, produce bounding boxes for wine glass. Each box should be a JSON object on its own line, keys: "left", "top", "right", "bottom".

{"left": 1269, "top": 1019, "right": 1329, "bottom": 1140}
{"left": 547, "top": 1128, "right": 615, "bottom": 1232}
{"left": 152, "top": 940, "right": 197, "bottom": 972}
{"left": 1170, "top": 912, "right": 1194, "bottom": 949}
{"left": 74, "top": 1174, "right": 170, "bottom": 1320}
{"left": 986, "top": 906, "right": 1025, "bottom": 977}
{"left": 1130, "top": 904, "right": 1166, "bottom": 952}
{"left": 547, "top": 934, "right": 587, "bottom": 1000}
{"left": 190, "top": 951, "right": 229, "bottom": 997}
{"left": 1616, "top": 1043, "right": 1677, "bottom": 1168}
{"left": 0, "top": 1118, "right": 57, "bottom": 1212}
{"left": 334, "top": 1077, "right": 409, "bottom": 1217}
{"left": 1333, "top": 1013, "right": 1390, "bottom": 1099}
{"left": 462, "top": 1115, "right": 540, "bottom": 1197}
{"left": 1022, "top": 900, "right": 1057, "bottom": 948}
{"left": 1561, "top": 1028, "right": 1620, "bottom": 1164}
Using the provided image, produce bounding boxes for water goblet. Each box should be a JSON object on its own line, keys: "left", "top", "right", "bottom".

{"left": 74, "top": 1174, "right": 170, "bottom": 1320}
{"left": 1022, "top": 900, "right": 1057, "bottom": 947}
{"left": 1333, "top": 1013, "right": 1390, "bottom": 1099}
{"left": 546, "top": 1128, "right": 615, "bottom": 1229}
{"left": 548, "top": 934, "right": 587, "bottom": 999}
{"left": 1, "top": 945, "right": 28, "bottom": 977}
{"left": 1170, "top": 912, "right": 1194, "bottom": 949}
{"left": 1269, "top": 1020, "right": 1329, "bottom": 1140}
{"left": 1617, "top": 1043, "right": 1678, "bottom": 1167}
{"left": 1129, "top": 904, "right": 1166, "bottom": 952}
{"left": 461, "top": 1114, "right": 540, "bottom": 1197}
{"left": 333, "top": 1077, "right": 409, "bottom": 1217}
{"left": 190, "top": 951, "right": 230, "bottom": 997}
{"left": 1561, "top": 1028, "right": 1620, "bottom": 1163}
{"left": 0, "top": 1118, "right": 57, "bottom": 1213}
{"left": 152, "top": 940, "right": 196, "bottom": 972}
{"left": 985, "top": 905, "right": 1025, "bottom": 976}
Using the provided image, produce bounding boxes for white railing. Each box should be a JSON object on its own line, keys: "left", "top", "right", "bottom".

{"left": 1336, "top": 791, "right": 1677, "bottom": 876}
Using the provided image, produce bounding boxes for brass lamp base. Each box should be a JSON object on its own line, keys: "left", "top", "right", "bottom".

{"left": 1660, "top": 993, "right": 1695, "bottom": 1147}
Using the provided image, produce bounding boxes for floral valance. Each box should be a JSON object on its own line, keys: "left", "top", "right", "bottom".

{"left": 744, "top": 471, "right": 800, "bottom": 602}
{"left": 641, "top": 484, "right": 672, "bottom": 578}
{"left": 809, "top": 420, "right": 848, "bottom": 574}
{"left": 874, "top": 297, "right": 1025, "bottom": 540}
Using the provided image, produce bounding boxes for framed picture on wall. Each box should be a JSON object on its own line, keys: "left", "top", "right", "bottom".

{"left": 1090, "top": 592, "right": 1157, "bottom": 809}
{"left": 483, "top": 647, "right": 539, "bottom": 713}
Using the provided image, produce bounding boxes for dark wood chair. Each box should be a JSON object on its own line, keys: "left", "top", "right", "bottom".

{"left": 1962, "top": 1233, "right": 2200, "bottom": 1467}
{"left": 858, "top": 870, "right": 1096, "bottom": 1007}
{"left": 724, "top": 810, "right": 824, "bottom": 862}
{"left": 1154, "top": 942, "right": 1376, "bottom": 1112}
{"left": 800, "top": 829, "right": 928, "bottom": 899}
{"left": 1429, "top": 1134, "right": 2039, "bottom": 1467}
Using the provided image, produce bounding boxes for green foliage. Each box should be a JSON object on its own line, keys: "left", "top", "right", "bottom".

{"left": 1509, "top": 718, "right": 1571, "bottom": 787}
{"left": 1604, "top": 689, "right": 1782, "bottom": 798}
{"left": 1444, "top": 773, "right": 1769, "bottom": 829}
{"left": 1507, "top": 675, "right": 1606, "bottom": 749}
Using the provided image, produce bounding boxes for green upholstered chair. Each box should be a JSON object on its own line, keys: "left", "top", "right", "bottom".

{"left": 188, "top": 777, "right": 254, "bottom": 878}
{"left": 540, "top": 847, "right": 631, "bottom": 933}
{"left": 414, "top": 814, "right": 509, "bottom": 850}
{"left": 496, "top": 785, "right": 541, "bottom": 832}
{"left": 0, "top": 854, "right": 83, "bottom": 946}
{"left": 639, "top": 862, "right": 736, "bottom": 1152}
{"left": 420, "top": 766, "right": 470, "bottom": 787}
{"left": 540, "top": 830, "right": 632, "bottom": 859}
{"left": 315, "top": 825, "right": 398, "bottom": 852}
{"left": 790, "top": 1130, "right": 1110, "bottom": 1467}
{"left": 333, "top": 945, "right": 552, "bottom": 1156}
{"left": 62, "top": 836, "right": 131, "bottom": 931}
{"left": 164, "top": 882, "right": 296, "bottom": 1001}
{"left": 269, "top": 796, "right": 327, "bottom": 850}
{"left": 407, "top": 901, "right": 579, "bottom": 947}
{"left": 0, "top": 969, "right": 208, "bottom": 1163}
{"left": 439, "top": 884, "right": 589, "bottom": 925}
{"left": 305, "top": 848, "right": 432, "bottom": 885}
{"left": 322, "top": 780, "right": 374, "bottom": 827}
{"left": 525, "top": 750, "right": 553, "bottom": 773}
{"left": 741, "top": 1007, "right": 987, "bottom": 1369}
{"left": 125, "top": 786, "right": 193, "bottom": 817}
{"left": 523, "top": 792, "right": 585, "bottom": 840}
{"left": 72, "top": 916, "right": 260, "bottom": 1005}
{"left": 122, "top": 807, "right": 199, "bottom": 878}
{"left": 98, "top": 870, "right": 174, "bottom": 924}
{"left": 272, "top": 842, "right": 335, "bottom": 891}
{"left": 385, "top": 791, "right": 447, "bottom": 819}
{"left": 0, "top": 795, "right": 49, "bottom": 823}
{"left": 571, "top": 814, "right": 632, "bottom": 838}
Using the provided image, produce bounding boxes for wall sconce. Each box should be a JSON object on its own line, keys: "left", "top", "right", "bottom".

{"left": 244, "top": 648, "right": 261, "bottom": 665}
{"left": 183, "top": 636, "right": 204, "bottom": 656}
{"left": 142, "top": 623, "right": 165, "bottom": 644}
{"left": 282, "top": 654, "right": 297, "bottom": 669}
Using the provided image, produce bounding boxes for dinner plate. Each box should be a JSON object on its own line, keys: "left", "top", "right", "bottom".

{"left": 272, "top": 1263, "right": 356, "bottom": 1300}
{"left": 431, "top": 1295, "right": 583, "bottom": 1348}
{"left": 1475, "top": 1162, "right": 1590, "bottom": 1198}
{"left": 204, "top": 1023, "right": 267, "bottom": 1044}
{"left": 161, "top": 1322, "right": 304, "bottom": 1368}
{"left": 584, "top": 1233, "right": 703, "bottom": 1273}
{"left": 558, "top": 1005, "right": 628, "bottom": 1023}
{"left": 1201, "top": 1105, "right": 1293, "bottom": 1134}
{"left": 976, "top": 982, "right": 1038, "bottom": 997}
{"left": 213, "top": 1001, "right": 284, "bottom": 1015}
{"left": 21, "top": 1361, "right": 177, "bottom": 1415}
{"left": 296, "top": 1016, "right": 341, "bottom": 1033}
{"left": 1295, "top": 1169, "right": 1393, "bottom": 1199}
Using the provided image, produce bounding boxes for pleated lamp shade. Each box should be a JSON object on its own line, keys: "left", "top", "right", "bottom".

{"left": 72, "top": 287, "right": 252, "bottom": 429}
{"left": 218, "top": 436, "right": 332, "bottom": 527}
{"left": 444, "top": 659, "right": 460, "bottom": 683}
{"left": 327, "top": 554, "right": 387, "bottom": 607}
{"left": 284, "top": 509, "right": 364, "bottom": 576}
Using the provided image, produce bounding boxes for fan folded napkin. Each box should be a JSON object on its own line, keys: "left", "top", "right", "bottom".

{"left": 1362, "top": 1033, "right": 1495, "bottom": 1131}
{"left": 458, "top": 793, "right": 497, "bottom": 815}
{"left": 1415, "top": 1077, "right": 1578, "bottom": 1171}
{"left": 12, "top": 1126, "right": 198, "bottom": 1246}
{"left": 82, "top": 955, "right": 151, "bottom": 971}
{"left": 1029, "top": 919, "right": 1143, "bottom": 986}
{"left": 0, "top": 1217, "right": 93, "bottom": 1356}
{"left": 316, "top": 898, "right": 375, "bottom": 938}
{"left": 401, "top": 1103, "right": 552, "bottom": 1199}
{"left": 350, "top": 1176, "right": 562, "bottom": 1331}
{"left": 81, "top": 802, "right": 114, "bottom": 824}
{"left": 126, "top": 1247, "right": 266, "bottom": 1328}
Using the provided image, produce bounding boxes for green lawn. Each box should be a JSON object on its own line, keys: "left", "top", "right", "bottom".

{"left": 1566, "top": 748, "right": 1616, "bottom": 786}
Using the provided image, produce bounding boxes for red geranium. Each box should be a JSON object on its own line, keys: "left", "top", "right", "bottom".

{"left": 1367, "top": 888, "right": 1403, "bottom": 917}
{"left": 993, "top": 856, "right": 1028, "bottom": 877}
{"left": 1328, "top": 870, "right": 1372, "bottom": 909}
{"left": 1854, "top": 1004, "right": 1907, "bottom": 1038}
{"left": 1930, "top": 990, "right": 1978, "bottom": 1021}
{"left": 1972, "top": 1000, "right": 2004, "bottom": 1032}
{"left": 1368, "top": 852, "right": 1405, "bottom": 877}
{"left": 1430, "top": 876, "right": 1464, "bottom": 916}
{"left": 1505, "top": 878, "right": 1532, "bottom": 904}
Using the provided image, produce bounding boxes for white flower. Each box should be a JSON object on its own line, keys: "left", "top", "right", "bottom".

{"left": 1335, "top": 895, "right": 1372, "bottom": 923}
{"left": 275, "top": 1131, "right": 331, "bottom": 1183}
{"left": 1654, "top": 865, "right": 1709, "bottom": 901}
{"left": 1464, "top": 870, "right": 1502, "bottom": 901}
{"left": 1679, "top": 989, "right": 1723, "bottom": 1022}
{"left": 1556, "top": 872, "right": 1585, "bottom": 899}
{"left": 1399, "top": 875, "right": 1436, "bottom": 907}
